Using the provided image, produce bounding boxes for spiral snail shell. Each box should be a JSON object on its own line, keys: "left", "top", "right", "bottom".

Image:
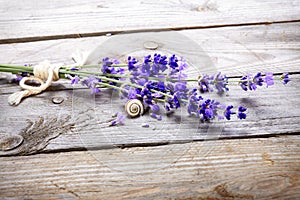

{"left": 125, "top": 99, "right": 144, "bottom": 118}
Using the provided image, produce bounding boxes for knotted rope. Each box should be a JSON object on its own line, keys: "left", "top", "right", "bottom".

{"left": 8, "top": 61, "right": 61, "bottom": 106}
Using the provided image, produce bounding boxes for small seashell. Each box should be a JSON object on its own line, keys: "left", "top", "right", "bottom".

{"left": 125, "top": 99, "right": 144, "bottom": 118}
{"left": 0, "top": 135, "right": 24, "bottom": 151}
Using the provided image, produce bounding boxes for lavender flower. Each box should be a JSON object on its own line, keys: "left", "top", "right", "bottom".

{"left": 213, "top": 72, "right": 229, "bottom": 93}
{"left": 281, "top": 73, "right": 290, "bottom": 84}
{"left": 169, "top": 54, "right": 178, "bottom": 69}
{"left": 126, "top": 87, "right": 138, "bottom": 100}
{"left": 264, "top": 72, "right": 274, "bottom": 87}
{"left": 102, "top": 57, "right": 125, "bottom": 85}
{"left": 153, "top": 53, "right": 168, "bottom": 72}
{"left": 110, "top": 112, "right": 125, "bottom": 126}
{"left": 77, "top": 54, "right": 281, "bottom": 121}
{"left": 168, "top": 55, "right": 188, "bottom": 81}
{"left": 198, "top": 74, "right": 213, "bottom": 92}
{"left": 71, "top": 75, "right": 80, "bottom": 85}
{"left": 187, "top": 89, "right": 202, "bottom": 115}
{"left": 187, "top": 89, "right": 225, "bottom": 121}
{"left": 65, "top": 74, "right": 80, "bottom": 86}
{"left": 1, "top": 52, "right": 293, "bottom": 124}
{"left": 253, "top": 72, "right": 264, "bottom": 87}
{"left": 224, "top": 105, "right": 235, "bottom": 120}
{"left": 150, "top": 104, "right": 162, "bottom": 120}
{"left": 12, "top": 72, "right": 29, "bottom": 82}
{"left": 239, "top": 72, "right": 280, "bottom": 91}
{"left": 102, "top": 57, "right": 121, "bottom": 74}
{"left": 70, "top": 67, "right": 79, "bottom": 71}
{"left": 81, "top": 75, "right": 101, "bottom": 94}
{"left": 239, "top": 75, "right": 250, "bottom": 91}
{"left": 239, "top": 74, "right": 260, "bottom": 91}
{"left": 237, "top": 106, "right": 247, "bottom": 120}
{"left": 141, "top": 87, "right": 153, "bottom": 105}
{"left": 128, "top": 56, "right": 138, "bottom": 71}
{"left": 198, "top": 72, "right": 229, "bottom": 93}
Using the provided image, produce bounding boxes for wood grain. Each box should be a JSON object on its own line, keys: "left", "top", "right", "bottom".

{"left": 0, "top": 22, "right": 299, "bottom": 77}
{"left": 0, "top": 0, "right": 299, "bottom": 41}
{"left": 0, "top": 135, "right": 299, "bottom": 199}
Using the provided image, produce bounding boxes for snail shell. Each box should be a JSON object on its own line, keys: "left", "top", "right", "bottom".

{"left": 125, "top": 99, "right": 144, "bottom": 118}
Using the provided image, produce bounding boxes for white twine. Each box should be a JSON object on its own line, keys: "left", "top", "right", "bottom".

{"left": 8, "top": 50, "right": 89, "bottom": 106}
{"left": 8, "top": 61, "right": 61, "bottom": 106}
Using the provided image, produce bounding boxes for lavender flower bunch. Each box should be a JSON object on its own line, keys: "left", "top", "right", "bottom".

{"left": 0, "top": 53, "right": 291, "bottom": 125}
{"left": 63, "top": 54, "right": 290, "bottom": 122}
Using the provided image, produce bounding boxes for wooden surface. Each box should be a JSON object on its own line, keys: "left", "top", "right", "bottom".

{"left": 0, "top": 0, "right": 300, "bottom": 199}
{"left": 0, "top": 0, "right": 300, "bottom": 42}
{"left": 1, "top": 136, "right": 300, "bottom": 199}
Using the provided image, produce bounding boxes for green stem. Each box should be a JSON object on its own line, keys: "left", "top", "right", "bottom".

{"left": 112, "top": 64, "right": 128, "bottom": 67}
{"left": 0, "top": 65, "right": 33, "bottom": 74}
{"left": 0, "top": 64, "right": 183, "bottom": 102}
{"left": 0, "top": 67, "right": 32, "bottom": 74}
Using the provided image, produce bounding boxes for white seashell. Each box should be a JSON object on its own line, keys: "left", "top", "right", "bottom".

{"left": 125, "top": 99, "right": 144, "bottom": 117}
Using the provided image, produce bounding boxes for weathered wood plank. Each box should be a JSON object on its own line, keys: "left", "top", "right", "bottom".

{"left": 0, "top": 23, "right": 300, "bottom": 154}
{"left": 0, "top": 74, "right": 299, "bottom": 154}
{"left": 0, "top": 135, "right": 299, "bottom": 199}
{"left": 0, "top": 23, "right": 299, "bottom": 77}
{"left": 0, "top": 0, "right": 299, "bottom": 41}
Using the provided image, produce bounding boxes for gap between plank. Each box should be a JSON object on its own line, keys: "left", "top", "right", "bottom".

{"left": 33, "top": 131, "right": 300, "bottom": 156}
{"left": 0, "top": 20, "right": 299, "bottom": 45}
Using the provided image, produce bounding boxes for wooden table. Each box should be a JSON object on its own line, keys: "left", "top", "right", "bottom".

{"left": 0, "top": 1, "right": 300, "bottom": 199}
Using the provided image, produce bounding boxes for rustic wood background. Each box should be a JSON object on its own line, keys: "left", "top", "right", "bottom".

{"left": 0, "top": 0, "right": 299, "bottom": 199}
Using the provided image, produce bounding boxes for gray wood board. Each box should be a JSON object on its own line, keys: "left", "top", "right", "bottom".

{"left": 0, "top": 0, "right": 299, "bottom": 41}
{"left": 0, "top": 23, "right": 299, "bottom": 155}
{"left": 0, "top": 135, "right": 299, "bottom": 199}
{"left": 0, "top": 23, "right": 299, "bottom": 77}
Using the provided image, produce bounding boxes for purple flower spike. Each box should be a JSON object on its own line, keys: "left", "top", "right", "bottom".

{"left": 153, "top": 54, "right": 168, "bottom": 72}
{"left": 197, "top": 99, "right": 221, "bottom": 120}
{"left": 214, "top": 72, "right": 229, "bottom": 93}
{"left": 128, "top": 56, "right": 138, "bottom": 71}
{"left": 150, "top": 113, "right": 162, "bottom": 121}
{"left": 110, "top": 112, "right": 125, "bottom": 126}
{"left": 169, "top": 54, "right": 179, "bottom": 69}
{"left": 12, "top": 72, "right": 29, "bottom": 82}
{"left": 239, "top": 74, "right": 259, "bottom": 91}
{"left": 149, "top": 104, "right": 162, "bottom": 120}
{"left": 264, "top": 72, "right": 274, "bottom": 87}
{"left": 70, "top": 67, "right": 79, "bottom": 71}
{"left": 71, "top": 76, "right": 80, "bottom": 85}
{"left": 239, "top": 75, "right": 249, "bottom": 91}
{"left": 224, "top": 105, "right": 235, "bottom": 120}
{"left": 253, "top": 72, "right": 264, "bottom": 87}
{"left": 281, "top": 73, "right": 290, "bottom": 84}
{"left": 126, "top": 87, "right": 138, "bottom": 100}
{"left": 81, "top": 75, "right": 101, "bottom": 94}
{"left": 237, "top": 106, "right": 247, "bottom": 120}
{"left": 92, "top": 87, "right": 100, "bottom": 94}
{"left": 240, "top": 75, "right": 259, "bottom": 91}
{"left": 198, "top": 74, "right": 213, "bottom": 92}
{"left": 65, "top": 74, "right": 80, "bottom": 86}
